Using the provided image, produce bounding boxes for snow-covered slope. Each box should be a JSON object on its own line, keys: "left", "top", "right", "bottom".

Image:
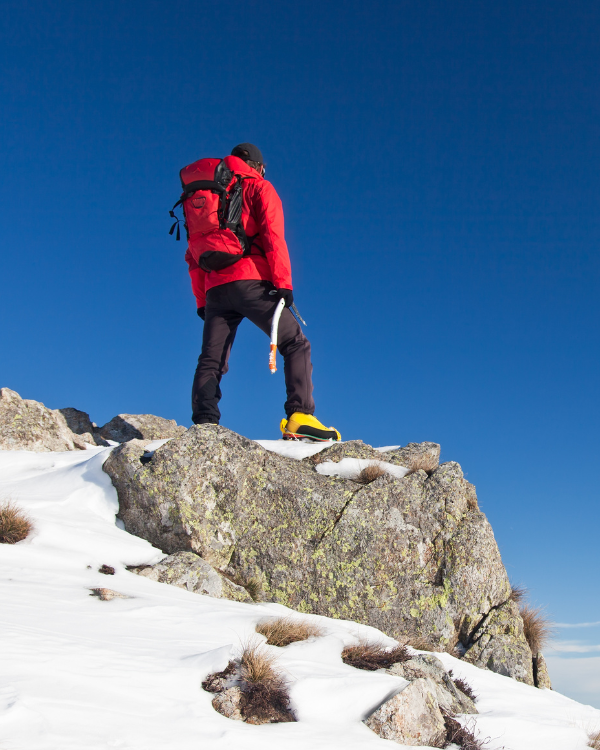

{"left": 1, "top": 447, "right": 599, "bottom": 749}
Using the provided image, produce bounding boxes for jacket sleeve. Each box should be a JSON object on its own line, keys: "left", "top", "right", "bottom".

{"left": 185, "top": 248, "right": 207, "bottom": 308}
{"left": 252, "top": 181, "right": 293, "bottom": 289}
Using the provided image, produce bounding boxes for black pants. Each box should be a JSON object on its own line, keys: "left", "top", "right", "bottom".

{"left": 192, "top": 280, "right": 315, "bottom": 424}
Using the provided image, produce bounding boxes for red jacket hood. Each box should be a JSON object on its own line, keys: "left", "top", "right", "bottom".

{"left": 223, "top": 154, "right": 263, "bottom": 180}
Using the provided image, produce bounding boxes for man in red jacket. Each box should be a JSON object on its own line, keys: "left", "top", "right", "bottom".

{"left": 185, "top": 143, "right": 340, "bottom": 442}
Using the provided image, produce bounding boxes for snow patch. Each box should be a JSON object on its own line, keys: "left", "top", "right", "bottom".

{"left": 1, "top": 447, "right": 599, "bottom": 749}
{"left": 315, "top": 457, "right": 409, "bottom": 480}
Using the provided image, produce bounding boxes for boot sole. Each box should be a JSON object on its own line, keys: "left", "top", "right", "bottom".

{"left": 282, "top": 428, "right": 340, "bottom": 442}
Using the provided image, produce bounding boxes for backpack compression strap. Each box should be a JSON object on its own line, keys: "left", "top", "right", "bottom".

{"left": 169, "top": 180, "right": 227, "bottom": 241}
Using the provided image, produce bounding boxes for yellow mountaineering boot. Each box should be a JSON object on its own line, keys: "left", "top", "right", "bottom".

{"left": 280, "top": 412, "right": 341, "bottom": 442}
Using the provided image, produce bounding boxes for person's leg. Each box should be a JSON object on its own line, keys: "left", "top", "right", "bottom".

{"left": 191, "top": 289, "right": 243, "bottom": 425}
{"left": 228, "top": 281, "right": 315, "bottom": 417}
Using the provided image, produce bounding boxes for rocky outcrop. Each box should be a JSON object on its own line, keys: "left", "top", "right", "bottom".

{"left": 58, "top": 407, "right": 109, "bottom": 447}
{"left": 103, "top": 424, "right": 535, "bottom": 685}
{"left": 533, "top": 652, "right": 552, "bottom": 689}
{"left": 0, "top": 388, "right": 89, "bottom": 451}
{"left": 129, "top": 551, "right": 252, "bottom": 602}
{"left": 0, "top": 389, "right": 187, "bottom": 451}
{"left": 310, "top": 439, "right": 441, "bottom": 476}
{"left": 365, "top": 678, "right": 447, "bottom": 746}
{"left": 99, "top": 414, "right": 186, "bottom": 443}
{"left": 365, "top": 653, "right": 478, "bottom": 745}
{"left": 462, "top": 599, "right": 534, "bottom": 684}
{"left": 387, "top": 653, "right": 477, "bottom": 715}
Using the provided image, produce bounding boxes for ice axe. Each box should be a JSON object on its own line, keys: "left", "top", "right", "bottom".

{"left": 269, "top": 297, "right": 286, "bottom": 373}
{"left": 268, "top": 293, "right": 308, "bottom": 373}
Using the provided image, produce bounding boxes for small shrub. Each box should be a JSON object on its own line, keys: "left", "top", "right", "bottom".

{"left": 204, "top": 644, "right": 295, "bottom": 724}
{"left": 408, "top": 636, "right": 439, "bottom": 652}
{"left": 244, "top": 576, "right": 263, "bottom": 601}
{"left": 354, "top": 463, "right": 387, "bottom": 484}
{"left": 0, "top": 501, "right": 33, "bottom": 544}
{"left": 221, "top": 570, "right": 263, "bottom": 601}
{"left": 519, "top": 603, "right": 554, "bottom": 654}
{"left": 448, "top": 670, "right": 478, "bottom": 702}
{"left": 588, "top": 729, "right": 600, "bottom": 749}
{"left": 443, "top": 711, "right": 489, "bottom": 749}
{"left": 509, "top": 583, "right": 528, "bottom": 604}
{"left": 99, "top": 564, "right": 115, "bottom": 575}
{"left": 342, "top": 640, "right": 410, "bottom": 671}
{"left": 240, "top": 642, "right": 281, "bottom": 685}
{"left": 256, "top": 616, "right": 325, "bottom": 647}
{"left": 403, "top": 456, "right": 439, "bottom": 477}
{"left": 239, "top": 681, "right": 295, "bottom": 724}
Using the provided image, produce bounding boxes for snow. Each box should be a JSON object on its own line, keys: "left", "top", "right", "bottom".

{"left": 254, "top": 438, "right": 337, "bottom": 459}
{"left": 315, "top": 457, "right": 409, "bottom": 481}
{"left": 1, "top": 446, "right": 599, "bottom": 749}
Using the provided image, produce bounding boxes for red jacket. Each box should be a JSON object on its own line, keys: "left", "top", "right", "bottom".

{"left": 184, "top": 155, "right": 293, "bottom": 308}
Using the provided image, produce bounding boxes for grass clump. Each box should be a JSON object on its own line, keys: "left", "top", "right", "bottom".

{"left": 448, "top": 670, "right": 478, "bottom": 703}
{"left": 443, "top": 712, "right": 489, "bottom": 749}
{"left": 520, "top": 603, "right": 554, "bottom": 654}
{"left": 240, "top": 642, "right": 280, "bottom": 684}
{"left": 239, "top": 645, "right": 294, "bottom": 724}
{"left": 342, "top": 640, "right": 410, "bottom": 671}
{"left": 203, "top": 643, "right": 295, "bottom": 724}
{"left": 509, "top": 583, "right": 528, "bottom": 605}
{"left": 510, "top": 584, "right": 555, "bottom": 654}
{"left": 408, "top": 636, "right": 441, "bottom": 652}
{"left": 256, "top": 616, "right": 325, "bottom": 647}
{"left": 354, "top": 463, "right": 387, "bottom": 484}
{"left": 588, "top": 729, "right": 600, "bottom": 749}
{"left": 0, "top": 501, "right": 33, "bottom": 544}
{"left": 221, "top": 571, "right": 263, "bottom": 601}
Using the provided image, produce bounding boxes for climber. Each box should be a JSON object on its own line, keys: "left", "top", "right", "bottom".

{"left": 181, "top": 143, "right": 341, "bottom": 442}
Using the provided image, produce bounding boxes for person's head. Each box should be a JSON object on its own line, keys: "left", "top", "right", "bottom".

{"left": 231, "top": 143, "right": 265, "bottom": 176}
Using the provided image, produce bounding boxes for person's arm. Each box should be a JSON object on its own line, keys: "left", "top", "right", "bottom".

{"left": 185, "top": 248, "right": 207, "bottom": 310}
{"left": 252, "top": 181, "right": 293, "bottom": 290}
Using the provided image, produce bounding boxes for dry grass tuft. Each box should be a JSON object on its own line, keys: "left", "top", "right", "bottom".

{"left": 509, "top": 583, "right": 528, "bottom": 604}
{"left": 353, "top": 463, "right": 387, "bottom": 484}
{"left": 443, "top": 712, "right": 489, "bottom": 749}
{"left": 244, "top": 576, "right": 263, "bottom": 601}
{"left": 239, "top": 681, "right": 295, "bottom": 724}
{"left": 448, "top": 670, "right": 478, "bottom": 702}
{"left": 256, "top": 616, "right": 325, "bottom": 647}
{"left": 0, "top": 501, "right": 33, "bottom": 544}
{"left": 519, "top": 602, "right": 554, "bottom": 654}
{"left": 202, "top": 646, "right": 295, "bottom": 724}
{"left": 221, "top": 570, "right": 263, "bottom": 601}
{"left": 240, "top": 642, "right": 282, "bottom": 685}
{"left": 342, "top": 640, "right": 410, "bottom": 671}
{"left": 408, "top": 636, "right": 440, "bottom": 652}
{"left": 588, "top": 729, "right": 600, "bottom": 749}
{"left": 89, "top": 587, "right": 130, "bottom": 601}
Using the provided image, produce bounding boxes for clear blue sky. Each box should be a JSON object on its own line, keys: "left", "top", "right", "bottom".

{"left": 2, "top": 0, "right": 599, "bottom": 705}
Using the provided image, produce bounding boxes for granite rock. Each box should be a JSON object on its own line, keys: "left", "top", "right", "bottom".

{"left": 130, "top": 551, "right": 252, "bottom": 602}
{"left": 103, "top": 425, "right": 533, "bottom": 683}
{"left": 0, "top": 388, "right": 84, "bottom": 452}
{"left": 99, "top": 414, "right": 187, "bottom": 443}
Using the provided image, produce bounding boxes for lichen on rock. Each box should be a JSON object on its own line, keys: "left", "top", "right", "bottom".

{"left": 103, "top": 424, "right": 535, "bottom": 685}
{"left": 129, "top": 551, "right": 252, "bottom": 602}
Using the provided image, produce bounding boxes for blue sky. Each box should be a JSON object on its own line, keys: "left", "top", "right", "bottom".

{"left": 1, "top": 0, "right": 599, "bottom": 706}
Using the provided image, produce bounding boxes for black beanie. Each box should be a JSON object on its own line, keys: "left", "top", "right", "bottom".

{"left": 231, "top": 143, "right": 264, "bottom": 164}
